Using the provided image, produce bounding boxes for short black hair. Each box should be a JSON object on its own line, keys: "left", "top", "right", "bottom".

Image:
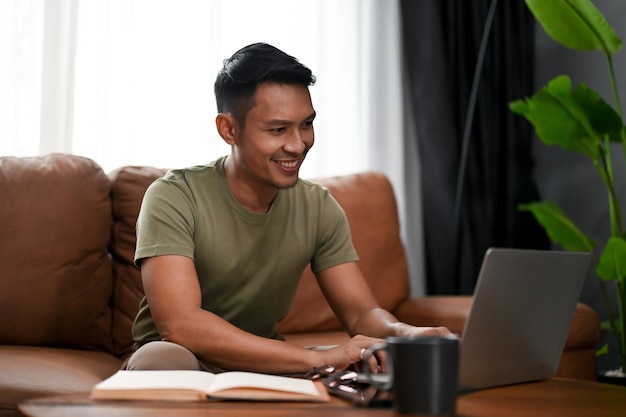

{"left": 214, "top": 43, "right": 316, "bottom": 125}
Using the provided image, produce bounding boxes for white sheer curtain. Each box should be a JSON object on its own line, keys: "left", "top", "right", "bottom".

{"left": 1, "top": 0, "right": 426, "bottom": 295}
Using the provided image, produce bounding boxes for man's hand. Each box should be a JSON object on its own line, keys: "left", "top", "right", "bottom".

{"left": 314, "top": 335, "right": 385, "bottom": 372}
{"left": 313, "top": 326, "right": 453, "bottom": 374}
{"left": 390, "top": 323, "right": 452, "bottom": 338}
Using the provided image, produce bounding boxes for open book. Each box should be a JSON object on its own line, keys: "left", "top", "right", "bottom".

{"left": 91, "top": 370, "right": 329, "bottom": 402}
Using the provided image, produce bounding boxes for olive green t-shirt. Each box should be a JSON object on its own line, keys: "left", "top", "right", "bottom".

{"left": 132, "top": 156, "right": 359, "bottom": 342}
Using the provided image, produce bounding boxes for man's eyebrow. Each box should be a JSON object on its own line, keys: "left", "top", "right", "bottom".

{"left": 264, "top": 111, "right": 317, "bottom": 126}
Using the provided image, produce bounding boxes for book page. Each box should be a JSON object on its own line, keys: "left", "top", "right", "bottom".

{"left": 93, "top": 370, "right": 215, "bottom": 395}
{"left": 210, "top": 371, "right": 322, "bottom": 398}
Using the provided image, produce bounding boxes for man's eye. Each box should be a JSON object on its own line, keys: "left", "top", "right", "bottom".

{"left": 271, "top": 127, "right": 285, "bottom": 133}
{"left": 303, "top": 121, "right": 314, "bottom": 128}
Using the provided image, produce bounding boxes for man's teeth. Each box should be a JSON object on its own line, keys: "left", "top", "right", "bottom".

{"left": 277, "top": 160, "right": 298, "bottom": 168}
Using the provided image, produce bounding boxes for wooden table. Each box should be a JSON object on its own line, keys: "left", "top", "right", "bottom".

{"left": 18, "top": 378, "right": 626, "bottom": 417}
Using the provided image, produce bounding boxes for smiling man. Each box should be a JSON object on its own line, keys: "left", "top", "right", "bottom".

{"left": 125, "top": 43, "right": 448, "bottom": 375}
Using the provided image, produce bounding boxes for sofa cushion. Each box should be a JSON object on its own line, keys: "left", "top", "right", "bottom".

{"left": 0, "top": 345, "right": 121, "bottom": 416}
{"left": 284, "top": 331, "right": 350, "bottom": 349}
{"left": 109, "top": 166, "right": 167, "bottom": 358}
{"left": 0, "top": 154, "right": 113, "bottom": 352}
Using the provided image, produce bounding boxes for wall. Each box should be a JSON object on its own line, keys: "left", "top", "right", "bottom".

{"left": 533, "top": 0, "right": 626, "bottom": 372}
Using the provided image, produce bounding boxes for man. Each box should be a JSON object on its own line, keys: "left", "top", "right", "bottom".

{"left": 125, "top": 43, "right": 448, "bottom": 374}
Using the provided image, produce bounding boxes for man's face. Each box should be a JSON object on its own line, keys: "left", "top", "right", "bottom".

{"left": 232, "top": 82, "right": 316, "bottom": 190}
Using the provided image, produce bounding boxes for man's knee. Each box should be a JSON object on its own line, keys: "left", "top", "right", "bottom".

{"left": 124, "top": 341, "right": 200, "bottom": 370}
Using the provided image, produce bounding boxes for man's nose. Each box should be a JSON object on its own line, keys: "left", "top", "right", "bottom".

{"left": 284, "top": 130, "right": 307, "bottom": 154}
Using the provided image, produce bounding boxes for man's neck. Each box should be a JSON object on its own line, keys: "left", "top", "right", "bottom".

{"left": 223, "top": 159, "right": 278, "bottom": 214}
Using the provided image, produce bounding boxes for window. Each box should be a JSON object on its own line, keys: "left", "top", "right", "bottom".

{"left": 2, "top": 0, "right": 425, "bottom": 293}
{"left": 2, "top": 0, "right": 389, "bottom": 178}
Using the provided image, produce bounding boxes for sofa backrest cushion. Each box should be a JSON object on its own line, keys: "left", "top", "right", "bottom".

{"left": 109, "top": 166, "right": 167, "bottom": 358}
{"left": 109, "top": 169, "right": 411, "bottom": 356}
{"left": 0, "top": 154, "right": 114, "bottom": 352}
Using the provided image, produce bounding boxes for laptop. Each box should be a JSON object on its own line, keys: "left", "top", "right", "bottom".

{"left": 458, "top": 247, "right": 591, "bottom": 392}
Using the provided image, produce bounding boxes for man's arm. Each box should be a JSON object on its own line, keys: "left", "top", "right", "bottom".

{"left": 316, "top": 261, "right": 449, "bottom": 338}
{"left": 141, "top": 254, "right": 384, "bottom": 373}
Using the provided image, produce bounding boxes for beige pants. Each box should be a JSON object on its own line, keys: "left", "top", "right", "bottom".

{"left": 122, "top": 341, "right": 227, "bottom": 373}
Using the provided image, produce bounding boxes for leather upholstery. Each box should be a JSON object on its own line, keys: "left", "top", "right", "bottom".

{"left": 0, "top": 154, "right": 601, "bottom": 417}
{"left": 0, "top": 346, "right": 120, "bottom": 409}
{"left": 0, "top": 155, "right": 113, "bottom": 352}
{"left": 108, "top": 165, "right": 168, "bottom": 358}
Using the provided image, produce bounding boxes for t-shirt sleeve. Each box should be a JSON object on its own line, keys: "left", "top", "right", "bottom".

{"left": 134, "top": 176, "right": 196, "bottom": 266}
{"left": 310, "top": 191, "right": 359, "bottom": 273}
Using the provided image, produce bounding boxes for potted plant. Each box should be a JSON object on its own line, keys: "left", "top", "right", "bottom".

{"left": 509, "top": 0, "right": 625, "bottom": 380}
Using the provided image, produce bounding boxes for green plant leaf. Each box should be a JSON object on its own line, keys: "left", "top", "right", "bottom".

{"left": 509, "top": 75, "right": 624, "bottom": 158}
{"left": 601, "top": 320, "right": 614, "bottom": 332}
{"left": 519, "top": 201, "right": 596, "bottom": 253}
{"left": 525, "top": 0, "right": 623, "bottom": 55}
{"left": 596, "top": 236, "right": 626, "bottom": 282}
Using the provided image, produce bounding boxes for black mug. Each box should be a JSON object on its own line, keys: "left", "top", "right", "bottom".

{"left": 363, "top": 335, "right": 459, "bottom": 415}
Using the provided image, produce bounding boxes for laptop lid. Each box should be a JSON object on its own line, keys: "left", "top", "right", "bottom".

{"left": 458, "top": 248, "right": 591, "bottom": 392}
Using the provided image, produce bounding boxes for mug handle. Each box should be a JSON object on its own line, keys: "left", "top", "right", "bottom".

{"left": 360, "top": 342, "right": 392, "bottom": 390}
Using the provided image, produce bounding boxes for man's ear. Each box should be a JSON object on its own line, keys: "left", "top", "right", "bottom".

{"left": 215, "top": 113, "right": 238, "bottom": 145}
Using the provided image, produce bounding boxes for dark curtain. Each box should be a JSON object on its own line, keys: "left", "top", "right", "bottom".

{"left": 400, "top": 0, "right": 549, "bottom": 295}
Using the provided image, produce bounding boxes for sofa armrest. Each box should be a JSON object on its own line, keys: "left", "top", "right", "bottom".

{"left": 393, "top": 295, "right": 601, "bottom": 380}
{"left": 394, "top": 295, "right": 600, "bottom": 348}
{"left": 393, "top": 296, "right": 472, "bottom": 335}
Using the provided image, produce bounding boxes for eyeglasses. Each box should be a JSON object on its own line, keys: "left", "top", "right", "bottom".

{"left": 305, "top": 365, "right": 392, "bottom": 407}
{"left": 304, "top": 364, "right": 337, "bottom": 380}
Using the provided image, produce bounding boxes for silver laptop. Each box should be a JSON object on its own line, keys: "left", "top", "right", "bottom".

{"left": 459, "top": 247, "right": 591, "bottom": 392}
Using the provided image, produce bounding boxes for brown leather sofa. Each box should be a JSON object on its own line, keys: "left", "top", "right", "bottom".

{"left": 0, "top": 154, "right": 601, "bottom": 417}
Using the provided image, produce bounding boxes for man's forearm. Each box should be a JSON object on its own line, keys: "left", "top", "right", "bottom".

{"left": 350, "top": 307, "right": 404, "bottom": 338}
{"left": 164, "top": 313, "right": 322, "bottom": 374}
{"left": 350, "top": 307, "right": 450, "bottom": 339}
